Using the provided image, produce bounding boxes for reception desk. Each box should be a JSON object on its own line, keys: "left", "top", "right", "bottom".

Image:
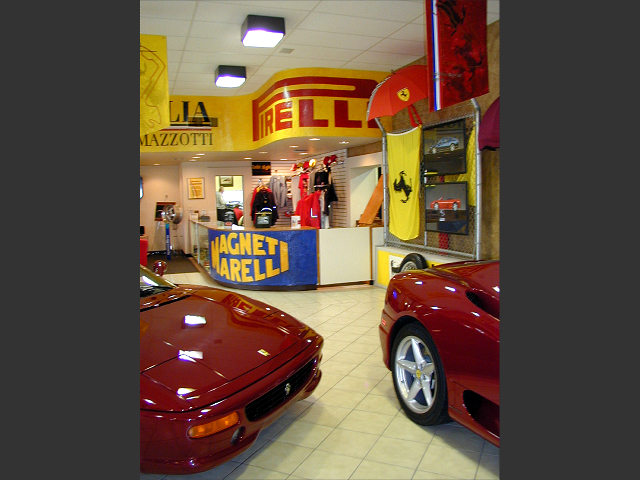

{"left": 190, "top": 221, "right": 379, "bottom": 291}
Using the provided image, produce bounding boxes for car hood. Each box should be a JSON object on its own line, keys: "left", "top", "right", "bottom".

{"left": 140, "top": 285, "right": 313, "bottom": 411}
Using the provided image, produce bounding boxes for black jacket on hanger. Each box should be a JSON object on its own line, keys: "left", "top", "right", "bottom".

{"left": 251, "top": 188, "right": 278, "bottom": 225}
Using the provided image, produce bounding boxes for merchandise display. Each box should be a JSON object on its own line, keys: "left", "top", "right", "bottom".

{"left": 379, "top": 260, "right": 500, "bottom": 446}
{"left": 140, "top": 264, "right": 324, "bottom": 474}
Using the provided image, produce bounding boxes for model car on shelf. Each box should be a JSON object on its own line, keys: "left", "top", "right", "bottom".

{"left": 429, "top": 197, "right": 461, "bottom": 211}
{"left": 429, "top": 136, "right": 460, "bottom": 153}
{"left": 140, "top": 264, "right": 323, "bottom": 474}
{"left": 378, "top": 260, "right": 499, "bottom": 447}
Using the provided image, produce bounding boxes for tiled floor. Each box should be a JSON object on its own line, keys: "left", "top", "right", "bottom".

{"left": 141, "top": 271, "right": 499, "bottom": 480}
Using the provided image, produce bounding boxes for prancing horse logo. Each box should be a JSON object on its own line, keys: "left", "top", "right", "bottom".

{"left": 397, "top": 88, "right": 410, "bottom": 102}
{"left": 393, "top": 170, "right": 413, "bottom": 203}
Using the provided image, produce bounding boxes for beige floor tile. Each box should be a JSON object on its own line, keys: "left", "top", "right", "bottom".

{"left": 354, "top": 392, "right": 401, "bottom": 416}
{"left": 411, "top": 470, "right": 460, "bottom": 479}
{"left": 226, "top": 463, "right": 292, "bottom": 479}
{"left": 382, "top": 414, "right": 438, "bottom": 443}
{"left": 272, "top": 420, "right": 334, "bottom": 448}
{"left": 432, "top": 424, "right": 485, "bottom": 453}
{"left": 229, "top": 435, "right": 270, "bottom": 463}
{"left": 295, "top": 401, "right": 352, "bottom": 428}
{"left": 318, "top": 358, "right": 356, "bottom": 376}
{"left": 317, "top": 386, "right": 367, "bottom": 409}
{"left": 417, "top": 444, "right": 481, "bottom": 478}
{"left": 366, "top": 436, "right": 429, "bottom": 470}
{"left": 337, "top": 409, "right": 395, "bottom": 435}
{"left": 316, "top": 427, "right": 379, "bottom": 458}
{"left": 291, "top": 449, "right": 362, "bottom": 479}
{"left": 481, "top": 442, "right": 499, "bottom": 456}
{"left": 325, "top": 331, "right": 362, "bottom": 343}
{"left": 368, "top": 375, "right": 396, "bottom": 396}
{"left": 327, "top": 350, "right": 370, "bottom": 366}
{"left": 154, "top": 460, "right": 240, "bottom": 479}
{"left": 349, "top": 364, "right": 391, "bottom": 382}
{"left": 332, "top": 375, "right": 378, "bottom": 393}
{"left": 351, "top": 459, "right": 415, "bottom": 480}
{"left": 475, "top": 451, "right": 499, "bottom": 479}
{"left": 246, "top": 440, "right": 313, "bottom": 474}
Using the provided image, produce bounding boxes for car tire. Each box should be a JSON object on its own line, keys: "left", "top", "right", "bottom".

{"left": 391, "top": 323, "right": 449, "bottom": 425}
{"left": 398, "top": 253, "right": 427, "bottom": 272}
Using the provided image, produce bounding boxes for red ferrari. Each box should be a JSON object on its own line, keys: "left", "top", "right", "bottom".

{"left": 379, "top": 260, "right": 499, "bottom": 446}
{"left": 430, "top": 197, "right": 461, "bottom": 210}
{"left": 140, "top": 265, "right": 323, "bottom": 474}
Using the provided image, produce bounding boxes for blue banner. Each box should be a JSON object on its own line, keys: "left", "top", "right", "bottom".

{"left": 208, "top": 229, "right": 317, "bottom": 287}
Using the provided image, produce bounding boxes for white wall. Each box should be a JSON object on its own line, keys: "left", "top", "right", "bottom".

{"left": 140, "top": 165, "right": 181, "bottom": 251}
{"left": 345, "top": 151, "right": 382, "bottom": 227}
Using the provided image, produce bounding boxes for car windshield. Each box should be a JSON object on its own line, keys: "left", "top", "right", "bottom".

{"left": 140, "top": 265, "right": 176, "bottom": 298}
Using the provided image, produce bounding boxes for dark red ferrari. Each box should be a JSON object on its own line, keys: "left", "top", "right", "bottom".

{"left": 140, "top": 265, "right": 323, "bottom": 474}
{"left": 379, "top": 260, "right": 499, "bottom": 446}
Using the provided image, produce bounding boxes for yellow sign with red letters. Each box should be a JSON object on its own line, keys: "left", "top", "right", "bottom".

{"left": 140, "top": 68, "right": 389, "bottom": 153}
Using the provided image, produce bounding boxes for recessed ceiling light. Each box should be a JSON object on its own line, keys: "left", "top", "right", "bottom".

{"left": 309, "top": 138, "right": 320, "bottom": 141}
{"left": 259, "top": 151, "right": 268, "bottom": 154}
{"left": 153, "top": 163, "right": 160, "bottom": 166}
{"left": 189, "top": 159, "right": 197, "bottom": 162}
{"left": 280, "top": 158, "right": 287, "bottom": 160}
{"left": 289, "top": 145, "right": 299, "bottom": 148}
{"left": 244, "top": 157, "right": 252, "bottom": 160}
{"left": 339, "top": 140, "right": 350, "bottom": 144}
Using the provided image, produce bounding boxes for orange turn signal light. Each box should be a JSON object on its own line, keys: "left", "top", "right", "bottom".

{"left": 187, "top": 411, "right": 240, "bottom": 439}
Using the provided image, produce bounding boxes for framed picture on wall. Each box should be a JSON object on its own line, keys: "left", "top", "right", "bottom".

{"left": 423, "top": 118, "right": 467, "bottom": 175}
{"left": 187, "top": 177, "right": 205, "bottom": 199}
{"left": 425, "top": 181, "right": 469, "bottom": 235}
{"left": 220, "top": 176, "right": 234, "bottom": 187}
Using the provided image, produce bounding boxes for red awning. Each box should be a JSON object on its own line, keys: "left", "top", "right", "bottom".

{"left": 478, "top": 97, "right": 499, "bottom": 150}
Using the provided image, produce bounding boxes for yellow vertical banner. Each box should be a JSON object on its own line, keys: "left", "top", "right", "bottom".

{"left": 388, "top": 125, "right": 422, "bottom": 240}
{"left": 140, "top": 35, "right": 170, "bottom": 136}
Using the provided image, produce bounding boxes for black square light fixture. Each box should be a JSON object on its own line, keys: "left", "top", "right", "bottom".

{"left": 241, "top": 14, "right": 285, "bottom": 48}
{"left": 215, "top": 65, "right": 246, "bottom": 88}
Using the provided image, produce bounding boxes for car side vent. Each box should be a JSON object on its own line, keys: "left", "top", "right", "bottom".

{"left": 465, "top": 289, "right": 500, "bottom": 319}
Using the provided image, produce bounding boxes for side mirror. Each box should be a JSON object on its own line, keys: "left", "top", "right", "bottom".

{"left": 152, "top": 260, "right": 168, "bottom": 276}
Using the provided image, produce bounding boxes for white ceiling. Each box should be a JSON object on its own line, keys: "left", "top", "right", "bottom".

{"left": 140, "top": 0, "right": 499, "bottom": 166}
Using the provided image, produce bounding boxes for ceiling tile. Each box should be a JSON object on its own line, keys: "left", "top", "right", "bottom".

{"left": 281, "top": 29, "right": 383, "bottom": 50}
{"left": 264, "top": 56, "right": 346, "bottom": 69}
{"left": 368, "top": 38, "right": 425, "bottom": 56}
{"left": 181, "top": 50, "right": 267, "bottom": 66}
{"left": 230, "top": 0, "right": 319, "bottom": 10}
{"left": 139, "top": 1, "right": 197, "bottom": 21}
{"left": 272, "top": 44, "right": 360, "bottom": 62}
{"left": 388, "top": 22, "right": 425, "bottom": 41}
{"left": 298, "top": 12, "right": 405, "bottom": 37}
{"left": 341, "top": 62, "right": 393, "bottom": 73}
{"left": 351, "top": 50, "right": 420, "bottom": 66}
{"left": 188, "top": 21, "right": 240, "bottom": 39}
{"left": 184, "top": 36, "right": 246, "bottom": 54}
{"left": 166, "top": 36, "right": 187, "bottom": 51}
{"left": 313, "top": 0, "right": 424, "bottom": 22}
{"left": 140, "top": 17, "right": 192, "bottom": 37}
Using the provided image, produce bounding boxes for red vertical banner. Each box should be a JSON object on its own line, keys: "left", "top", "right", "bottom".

{"left": 425, "top": 0, "right": 489, "bottom": 111}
